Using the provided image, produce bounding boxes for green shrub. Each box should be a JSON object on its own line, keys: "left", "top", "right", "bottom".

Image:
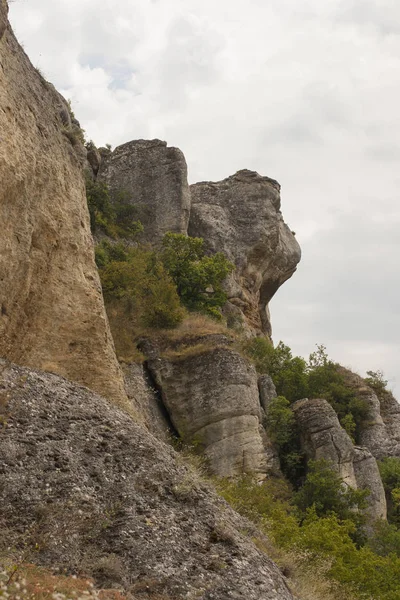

{"left": 217, "top": 474, "right": 400, "bottom": 600}
{"left": 265, "top": 396, "right": 305, "bottom": 483}
{"left": 294, "top": 459, "right": 369, "bottom": 527}
{"left": 378, "top": 457, "right": 400, "bottom": 527}
{"left": 161, "top": 233, "right": 234, "bottom": 319}
{"left": 97, "top": 241, "right": 184, "bottom": 329}
{"left": 243, "top": 341, "right": 369, "bottom": 443}
{"left": 85, "top": 175, "right": 143, "bottom": 239}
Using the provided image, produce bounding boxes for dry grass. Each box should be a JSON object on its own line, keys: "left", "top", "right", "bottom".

{"left": 0, "top": 563, "right": 127, "bottom": 600}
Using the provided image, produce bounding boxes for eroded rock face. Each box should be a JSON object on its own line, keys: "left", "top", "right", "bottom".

{"left": 293, "top": 398, "right": 386, "bottom": 521}
{"left": 0, "top": 0, "right": 7, "bottom": 40}
{"left": 0, "top": 15, "right": 128, "bottom": 408}
{"left": 189, "top": 170, "right": 301, "bottom": 336}
{"left": 143, "top": 341, "right": 276, "bottom": 477}
{"left": 338, "top": 369, "right": 400, "bottom": 459}
{"left": 0, "top": 360, "right": 295, "bottom": 600}
{"left": 98, "top": 139, "right": 191, "bottom": 245}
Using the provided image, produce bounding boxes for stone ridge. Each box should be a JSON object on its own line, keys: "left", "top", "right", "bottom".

{"left": 189, "top": 171, "right": 301, "bottom": 335}
{"left": 0, "top": 10, "right": 128, "bottom": 409}
{"left": 0, "top": 359, "right": 295, "bottom": 600}
{"left": 98, "top": 138, "right": 191, "bottom": 245}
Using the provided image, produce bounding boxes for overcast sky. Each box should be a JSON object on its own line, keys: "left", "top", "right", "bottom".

{"left": 9, "top": 0, "right": 400, "bottom": 392}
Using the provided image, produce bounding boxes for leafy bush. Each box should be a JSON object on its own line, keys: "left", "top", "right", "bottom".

{"left": 97, "top": 241, "right": 184, "bottom": 329}
{"left": 217, "top": 474, "right": 400, "bottom": 600}
{"left": 265, "top": 396, "right": 305, "bottom": 483}
{"left": 161, "top": 233, "right": 234, "bottom": 319}
{"left": 365, "top": 369, "right": 388, "bottom": 396}
{"left": 294, "top": 459, "right": 369, "bottom": 526}
{"left": 86, "top": 176, "right": 143, "bottom": 239}
{"left": 378, "top": 457, "right": 400, "bottom": 527}
{"left": 243, "top": 341, "right": 368, "bottom": 443}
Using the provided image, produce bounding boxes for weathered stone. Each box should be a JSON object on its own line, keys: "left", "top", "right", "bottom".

{"left": 338, "top": 368, "right": 400, "bottom": 459}
{"left": 0, "top": 360, "right": 295, "bottom": 600}
{"left": 0, "top": 16, "right": 128, "bottom": 409}
{"left": 379, "top": 389, "right": 400, "bottom": 456}
{"left": 123, "top": 362, "right": 172, "bottom": 442}
{"left": 353, "top": 446, "right": 387, "bottom": 520}
{"left": 293, "top": 398, "right": 387, "bottom": 521}
{"left": 98, "top": 139, "right": 190, "bottom": 245}
{"left": 144, "top": 344, "right": 275, "bottom": 477}
{"left": 86, "top": 143, "right": 102, "bottom": 176}
{"left": 258, "top": 374, "right": 278, "bottom": 413}
{"left": 189, "top": 170, "right": 301, "bottom": 336}
{"left": 0, "top": 0, "right": 8, "bottom": 41}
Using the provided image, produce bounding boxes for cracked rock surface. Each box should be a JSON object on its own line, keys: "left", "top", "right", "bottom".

{"left": 0, "top": 360, "right": 295, "bottom": 600}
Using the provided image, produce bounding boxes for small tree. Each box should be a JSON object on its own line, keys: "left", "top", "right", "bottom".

{"left": 161, "top": 233, "right": 234, "bottom": 319}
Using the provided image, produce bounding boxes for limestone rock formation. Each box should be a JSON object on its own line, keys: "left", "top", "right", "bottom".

{"left": 293, "top": 398, "right": 387, "bottom": 521}
{"left": 189, "top": 170, "right": 301, "bottom": 336}
{"left": 0, "top": 11, "right": 128, "bottom": 409}
{"left": 0, "top": 0, "right": 7, "bottom": 40}
{"left": 123, "top": 362, "right": 172, "bottom": 441}
{"left": 338, "top": 369, "right": 400, "bottom": 459}
{"left": 0, "top": 360, "right": 295, "bottom": 600}
{"left": 258, "top": 374, "right": 278, "bottom": 413}
{"left": 98, "top": 139, "right": 191, "bottom": 245}
{"left": 141, "top": 339, "right": 276, "bottom": 477}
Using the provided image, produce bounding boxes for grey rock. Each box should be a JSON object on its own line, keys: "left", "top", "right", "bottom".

{"left": 258, "top": 374, "right": 278, "bottom": 413}
{"left": 86, "top": 143, "right": 102, "bottom": 176}
{"left": 353, "top": 446, "right": 387, "bottom": 521}
{"left": 293, "top": 398, "right": 386, "bottom": 521}
{"left": 98, "top": 139, "right": 191, "bottom": 245}
{"left": 144, "top": 344, "right": 275, "bottom": 477}
{"left": 338, "top": 368, "right": 400, "bottom": 459}
{"left": 379, "top": 389, "right": 400, "bottom": 455}
{"left": 122, "top": 362, "right": 172, "bottom": 442}
{"left": 0, "top": 360, "right": 294, "bottom": 600}
{"left": 189, "top": 170, "right": 301, "bottom": 336}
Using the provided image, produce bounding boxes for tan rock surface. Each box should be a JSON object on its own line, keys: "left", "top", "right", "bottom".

{"left": 0, "top": 11, "right": 128, "bottom": 408}
{"left": 189, "top": 170, "right": 301, "bottom": 336}
{"left": 144, "top": 342, "right": 275, "bottom": 477}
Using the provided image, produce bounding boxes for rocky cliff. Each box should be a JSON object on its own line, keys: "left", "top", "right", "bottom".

{"left": 0, "top": 359, "right": 295, "bottom": 600}
{"left": 98, "top": 139, "right": 191, "bottom": 245}
{"left": 0, "top": 3, "right": 128, "bottom": 409}
{"left": 95, "top": 146, "right": 300, "bottom": 337}
{"left": 293, "top": 398, "right": 387, "bottom": 521}
{"left": 189, "top": 170, "right": 301, "bottom": 336}
{"left": 139, "top": 336, "right": 278, "bottom": 477}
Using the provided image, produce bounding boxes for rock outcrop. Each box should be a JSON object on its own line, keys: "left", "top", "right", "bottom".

{"left": 0, "top": 9, "right": 128, "bottom": 409}
{"left": 98, "top": 139, "right": 191, "bottom": 245}
{"left": 293, "top": 398, "right": 387, "bottom": 521}
{"left": 0, "top": 360, "right": 295, "bottom": 600}
{"left": 189, "top": 170, "right": 301, "bottom": 336}
{"left": 141, "top": 338, "right": 276, "bottom": 477}
{"left": 337, "top": 369, "right": 400, "bottom": 459}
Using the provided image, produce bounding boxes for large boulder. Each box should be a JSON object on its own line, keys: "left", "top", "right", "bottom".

{"left": 293, "top": 398, "right": 386, "bottom": 521}
{"left": 189, "top": 170, "right": 301, "bottom": 336}
{"left": 0, "top": 360, "right": 295, "bottom": 600}
{"left": 142, "top": 339, "right": 276, "bottom": 477}
{"left": 0, "top": 12, "right": 127, "bottom": 408}
{"left": 97, "top": 139, "right": 191, "bottom": 245}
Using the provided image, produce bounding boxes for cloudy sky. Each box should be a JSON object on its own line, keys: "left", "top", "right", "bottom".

{"left": 9, "top": 0, "right": 400, "bottom": 392}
